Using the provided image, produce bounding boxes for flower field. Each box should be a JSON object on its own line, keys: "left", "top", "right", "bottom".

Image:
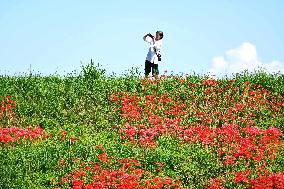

{"left": 0, "top": 64, "right": 284, "bottom": 188}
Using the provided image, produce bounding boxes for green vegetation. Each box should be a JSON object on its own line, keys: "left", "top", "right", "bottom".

{"left": 0, "top": 63, "right": 283, "bottom": 188}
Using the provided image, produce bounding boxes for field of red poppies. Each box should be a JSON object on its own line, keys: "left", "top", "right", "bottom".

{"left": 0, "top": 64, "right": 283, "bottom": 188}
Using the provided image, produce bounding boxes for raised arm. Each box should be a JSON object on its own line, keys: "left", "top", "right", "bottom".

{"left": 143, "top": 33, "right": 154, "bottom": 41}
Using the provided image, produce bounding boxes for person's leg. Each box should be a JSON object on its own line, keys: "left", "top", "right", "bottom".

{"left": 152, "top": 64, "right": 159, "bottom": 78}
{"left": 145, "top": 60, "right": 151, "bottom": 77}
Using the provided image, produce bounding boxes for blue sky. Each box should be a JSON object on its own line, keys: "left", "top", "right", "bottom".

{"left": 1, "top": 0, "right": 284, "bottom": 77}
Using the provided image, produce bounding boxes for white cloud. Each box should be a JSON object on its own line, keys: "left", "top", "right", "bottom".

{"left": 209, "top": 42, "right": 284, "bottom": 77}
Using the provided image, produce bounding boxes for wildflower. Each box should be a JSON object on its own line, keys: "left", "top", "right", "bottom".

{"left": 98, "top": 153, "right": 109, "bottom": 162}
{"left": 224, "top": 156, "right": 236, "bottom": 165}
{"left": 0, "top": 127, "right": 45, "bottom": 144}
{"left": 60, "top": 130, "right": 68, "bottom": 140}
{"left": 234, "top": 170, "right": 251, "bottom": 183}
{"left": 71, "top": 179, "right": 83, "bottom": 189}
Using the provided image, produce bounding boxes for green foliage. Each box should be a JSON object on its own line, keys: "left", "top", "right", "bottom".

{"left": 0, "top": 63, "right": 283, "bottom": 188}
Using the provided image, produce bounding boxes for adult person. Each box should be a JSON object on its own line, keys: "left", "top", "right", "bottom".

{"left": 143, "top": 31, "right": 163, "bottom": 78}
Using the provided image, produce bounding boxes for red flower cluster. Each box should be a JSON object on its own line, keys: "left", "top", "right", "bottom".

{"left": 118, "top": 123, "right": 163, "bottom": 147}
{"left": 180, "top": 124, "right": 214, "bottom": 145}
{"left": 55, "top": 153, "right": 180, "bottom": 189}
{"left": 58, "top": 130, "right": 79, "bottom": 143}
{"left": 202, "top": 79, "right": 217, "bottom": 86}
{"left": 204, "top": 177, "right": 225, "bottom": 189}
{"left": 110, "top": 78, "right": 284, "bottom": 187}
{"left": 121, "top": 94, "right": 141, "bottom": 120}
{"left": 119, "top": 121, "right": 283, "bottom": 163}
{"left": 0, "top": 95, "right": 16, "bottom": 120}
{"left": 0, "top": 127, "right": 45, "bottom": 144}
{"left": 249, "top": 172, "right": 284, "bottom": 188}
{"left": 234, "top": 170, "right": 251, "bottom": 183}
{"left": 232, "top": 170, "right": 284, "bottom": 188}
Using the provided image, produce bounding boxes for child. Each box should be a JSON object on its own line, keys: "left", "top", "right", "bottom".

{"left": 143, "top": 31, "right": 163, "bottom": 77}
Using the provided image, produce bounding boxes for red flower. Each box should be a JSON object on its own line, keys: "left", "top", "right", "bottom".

{"left": 0, "top": 127, "right": 45, "bottom": 144}
{"left": 265, "top": 127, "right": 283, "bottom": 137}
{"left": 85, "top": 184, "right": 95, "bottom": 189}
{"left": 249, "top": 172, "right": 284, "bottom": 189}
{"left": 71, "top": 179, "right": 83, "bottom": 189}
{"left": 206, "top": 178, "right": 225, "bottom": 189}
{"left": 234, "top": 170, "right": 251, "bottom": 183}
{"left": 202, "top": 79, "right": 217, "bottom": 86}
{"left": 224, "top": 156, "right": 236, "bottom": 165}
{"left": 60, "top": 130, "right": 67, "bottom": 140}
{"left": 242, "top": 126, "right": 264, "bottom": 136}
{"left": 98, "top": 153, "right": 109, "bottom": 162}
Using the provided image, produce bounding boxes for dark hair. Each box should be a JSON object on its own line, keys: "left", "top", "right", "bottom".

{"left": 156, "top": 31, "right": 163, "bottom": 39}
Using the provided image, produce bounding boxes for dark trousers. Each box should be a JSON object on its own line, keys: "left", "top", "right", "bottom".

{"left": 145, "top": 60, "right": 159, "bottom": 77}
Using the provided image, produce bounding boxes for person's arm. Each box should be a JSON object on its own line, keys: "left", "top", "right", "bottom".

{"left": 143, "top": 33, "right": 154, "bottom": 41}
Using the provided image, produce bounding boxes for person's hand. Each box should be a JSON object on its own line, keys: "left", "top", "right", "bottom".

{"left": 147, "top": 33, "right": 154, "bottom": 38}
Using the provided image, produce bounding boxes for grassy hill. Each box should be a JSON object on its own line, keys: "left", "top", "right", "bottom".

{"left": 0, "top": 63, "right": 283, "bottom": 188}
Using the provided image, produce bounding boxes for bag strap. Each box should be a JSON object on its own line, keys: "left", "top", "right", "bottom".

{"left": 153, "top": 43, "right": 160, "bottom": 57}
{"left": 150, "top": 35, "right": 161, "bottom": 61}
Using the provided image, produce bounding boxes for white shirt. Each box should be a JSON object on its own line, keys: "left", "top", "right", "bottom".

{"left": 144, "top": 36, "right": 162, "bottom": 64}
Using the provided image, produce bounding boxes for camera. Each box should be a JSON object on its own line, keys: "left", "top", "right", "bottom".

{"left": 157, "top": 54, "right": 161, "bottom": 61}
